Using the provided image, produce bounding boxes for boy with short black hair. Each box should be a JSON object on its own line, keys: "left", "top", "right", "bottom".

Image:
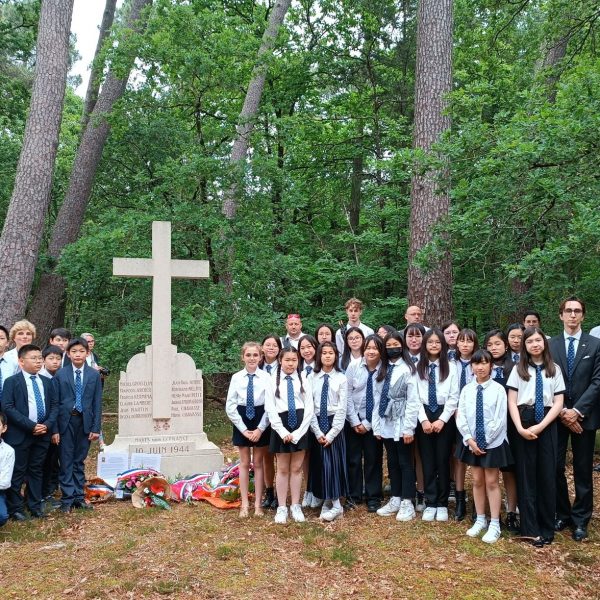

{"left": 0, "top": 411, "right": 15, "bottom": 527}
{"left": 0, "top": 344, "right": 58, "bottom": 520}
{"left": 54, "top": 337, "right": 102, "bottom": 512}
{"left": 40, "top": 345, "right": 63, "bottom": 379}
{"left": 49, "top": 328, "right": 72, "bottom": 367}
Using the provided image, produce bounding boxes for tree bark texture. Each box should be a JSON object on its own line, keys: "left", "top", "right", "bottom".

{"left": 81, "top": 0, "right": 118, "bottom": 129}
{"left": 0, "top": 0, "right": 75, "bottom": 328}
{"left": 221, "top": 0, "right": 292, "bottom": 220}
{"left": 27, "top": 0, "right": 152, "bottom": 342}
{"left": 407, "top": 0, "right": 454, "bottom": 328}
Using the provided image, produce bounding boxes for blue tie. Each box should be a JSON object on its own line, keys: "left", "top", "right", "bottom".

{"left": 567, "top": 337, "right": 575, "bottom": 379}
{"left": 285, "top": 375, "right": 297, "bottom": 429}
{"left": 265, "top": 364, "right": 272, "bottom": 375}
{"left": 493, "top": 366, "right": 504, "bottom": 381}
{"left": 31, "top": 375, "right": 45, "bottom": 423}
{"left": 512, "top": 353, "right": 519, "bottom": 363}
{"left": 411, "top": 356, "right": 418, "bottom": 364}
{"left": 319, "top": 374, "right": 330, "bottom": 432}
{"left": 246, "top": 373, "right": 255, "bottom": 419}
{"left": 428, "top": 364, "right": 438, "bottom": 412}
{"left": 459, "top": 360, "right": 469, "bottom": 392}
{"left": 448, "top": 350, "right": 457, "bottom": 361}
{"left": 365, "top": 369, "right": 376, "bottom": 422}
{"left": 475, "top": 384, "right": 486, "bottom": 450}
{"left": 75, "top": 369, "right": 83, "bottom": 413}
{"left": 534, "top": 365, "right": 544, "bottom": 423}
{"left": 379, "top": 364, "right": 395, "bottom": 417}
{"left": 305, "top": 365, "right": 313, "bottom": 375}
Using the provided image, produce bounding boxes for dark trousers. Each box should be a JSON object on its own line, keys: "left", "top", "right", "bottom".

{"left": 0, "top": 491, "right": 7, "bottom": 526}
{"left": 513, "top": 407, "right": 557, "bottom": 539}
{"left": 556, "top": 421, "right": 596, "bottom": 527}
{"left": 7, "top": 435, "right": 50, "bottom": 515}
{"left": 416, "top": 407, "right": 455, "bottom": 507}
{"left": 383, "top": 437, "right": 416, "bottom": 500}
{"left": 345, "top": 422, "right": 383, "bottom": 503}
{"left": 59, "top": 414, "right": 91, "bottom": 506}
{"left": 42, "top": 442, "right": 60, "bottom": 498}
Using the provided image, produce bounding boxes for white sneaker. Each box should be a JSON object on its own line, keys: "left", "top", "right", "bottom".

{"left": 319, "top": 501, "right": 333, "bottom": 519}
{"left": 436, "top": 507, "right": 449, "bottom": 522}
{"left": 290, "top": 503, "right": 305, "bottom": 523}
{"left": 310, "top": 496, "right": 323, "bottom": 509}
{"left": 482, "top": 524, "right": 501, "bottom": 544}
{"left": 376, "top": 498, "right": 401, "bottom": 517}
{"left": 274, "top": 506, "right": 288, "bottom": 524}
{"left": 396, "top": 499, "right": 416, "bottom": 522}
{"left": 301, "top": 491, "right": 313, "bottom": 508}
{"left": 467, "top": 520, "right": 488, "bottom": 537}
{"left": 422, "top": 507, "right": 437, "bottom": 521}
{"left": 321, "top": 506, "right": 343, "bottom": 522}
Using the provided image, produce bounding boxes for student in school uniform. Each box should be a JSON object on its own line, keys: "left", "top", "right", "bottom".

{"left": 373, "top": 331, "right": 419, "bottom": 521}
{"left": 280, "top": 314, "right": 304, "bottom": 350}
{"left": 376, "top": 325, "right": 396, "bottom": 340}
{"left": 307, "top": 342, "right": 349, "bottom": 521}
{"left": 506, "top": 324, "right": 524, "bottom": 364}
{"left": 4, "top": 320, "right": 36, "bottom": 365}
{"left": 54, "top": 338, "right": 102, "bottom": 513}
{"left": 314, "top": 324, "right": 335, "bottom": 345}
{"left": 456, "top": 349, "right": 513, "bottom": 544}
{"left": 442, "top": 321, "right": 461, "bottom": 362}
{"left": 484, "top": 328, "right": 519, "bottom": 533}
{"left": 507, "top": 327, "right": 565, "bottom": 547}
{"left": 340, "top": 327, "right": 366, "bottom": 372}
{"left": 1, "top": 344, "right": 58, "bottom": 520}
{"left": 335, "top": 298, "right": 375, "bottom": 355}
{"left": 265, "top": 347, "right": 314, "bottom": 524}
{"left": 0, "top": 325, "right": 19, "bottom": 400}
{"left": 298, "top": 335, "right": 318, "bottom": 377}
{"left": 0, "top": 411, "right": 15, "bottom": 527}
{"left": 48, "top": 328, "right": 72, "bottom": 368}
{"left": 410, "top": 329, "right": 459, "bottom": 522}
{"left": 403, "top": 322, "right": 426, "bottom": 510}
{"left": 259, "top": 335, "right": 282, "bottom": 510}
{"left": 454, "top": 328, "right": 479, "bottom": 521}
{"left": 226, "top": 342, "right": 272, "bottom": 518}
{"left": 345, "top": 334, "right": 386, "bottom": 512}
{"left": 39, "top": 345, "right": 63, "bottom": 508}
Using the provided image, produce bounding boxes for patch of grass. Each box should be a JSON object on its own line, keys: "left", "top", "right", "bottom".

{"left": 215, "top": 543, "right": 243, "bottom": 560}
{"left": 151, "top": 576, "right": 191, "bottom": 595}
{"left": 331, "top": 543, "right": 357, "bottom": 566}
{"left": 203, "top": 399, "right": 231, "bottom": 445}
{"left": 567, "top": 549, "right": 597, "bottom": 566}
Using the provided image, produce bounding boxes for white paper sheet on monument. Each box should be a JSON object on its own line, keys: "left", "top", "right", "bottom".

{"left": 97, "top": 451, "right": 130, "bottom": 488}
{"left": 129, "top": 452, "right": 162, "bottom": 472}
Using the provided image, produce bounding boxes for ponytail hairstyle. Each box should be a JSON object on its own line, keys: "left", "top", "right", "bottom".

{"left": 517, "top": 327, "right": 556, "bottom": 381}
{"left": 259, "top": 334, "right": 282, "bottom": 369}
{"left": 341, "top": 326, "right": 365, "bottom": 371}
{"left": 275, "top": 347, "right": 304, "bottom": 399}
{"left": 417, "top": 328, "right": 450, "bottom": 382}
{"left": 383, "top": 330, "right": 415, "bottom": 374}
{"left": 314, "top": 341, "right": 342, "bottom": 373}
{"left": 363, "top": 334, "right": 387, "bottom": 382}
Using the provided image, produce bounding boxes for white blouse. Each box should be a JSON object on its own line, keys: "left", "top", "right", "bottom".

{"left": 506, "top": 363, "right": 565, "bottom": 407}
{"left": 225, "top": 368, "right": 273, "bottom": 433}
{"left": 309, "top": 369, "right": 347, "bottom": 443}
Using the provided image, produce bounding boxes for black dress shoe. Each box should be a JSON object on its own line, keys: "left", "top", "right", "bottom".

{"left": 72, "top": 501, "right": 93, "bottom": 511}
{"left": 554, "top": 518, "right": 572, "bottom": 532}
{"left": 367, "top": 501, "right": 381, "bottom": 513}
{"left": 531, "top": 537, "right": 545, "bottom": 548}
{"left": 572, "top": 527, "right": 588, "bottom": 542}
{"left": 261, "top": 487, "right": 274, "bottom": 509}
{"left": 60, "top": 504, "right": 72, "bottom": 514}
{"left": 593, "top": 463, "right": 600, "bottom": 473}
{"left": 505, "top": 512, "right": 520, "bottom": 534}
{"left": 542, "top": 537, "right": 553, "bottom": 545}
{"left": 29, "top": 510, "right": 48, "bottom": 519}
{"left": 11, "top": 511, "right": 29, "bottom": 522}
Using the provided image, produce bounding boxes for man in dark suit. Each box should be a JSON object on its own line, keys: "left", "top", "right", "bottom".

{"left": 549, "top": 296, "right": 600, "bottom": 541}
{"left": 0, "top": 344, "right": 58, "bottom": 520}
{"left": 55, "top": 337, "right": 102, "bottom": 513}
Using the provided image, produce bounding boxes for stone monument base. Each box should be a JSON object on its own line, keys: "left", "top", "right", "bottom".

{"left": 104, "top": 431, "right": 224, "bottom": 479}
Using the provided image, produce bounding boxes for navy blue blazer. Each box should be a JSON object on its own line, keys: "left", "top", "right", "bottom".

{"left": 0, "top": 371, "right": 59, "bottom": 446}
{"left": 54, "top": 363, "right": 102, "bottom": 435}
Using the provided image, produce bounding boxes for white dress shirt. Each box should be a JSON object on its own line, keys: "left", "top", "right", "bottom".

{"left": 24, "top": 373, "right": 46, "bottom": 422}
{"left": 0, "top": 354, "right": 19, "bottom": 385}
{"left": 563, "top": 329, "right": 582, "bottom": 358}
{"left": 456, "top": 378, "right": 508, "bottom": 450}
{"left": 266, "top": 370, "right": 314, "bottom": 444}
{"left": 345, "top": 359, "right": 382, "bottom": 431}
{"left": 408, "top": 360, "right": 460, "bottom": 424}
{"left": 0, "top": 439, "right": 15, "bottom": 490}
{"left": 335, "top": 322, "right": 375, "bottom": 354}
{"left": 225, "top": 368, "right": 273, "bottom": 433}
{"left": 506, "top": 363, "right": 565, "bottom": 407}
{"left": 309, "top": 369, "right": 347, "bottom": 443}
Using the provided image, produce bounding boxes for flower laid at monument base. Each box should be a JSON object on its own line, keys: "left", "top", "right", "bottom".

{"left": 84, "top": 462, "right": 252, "bottom": 510}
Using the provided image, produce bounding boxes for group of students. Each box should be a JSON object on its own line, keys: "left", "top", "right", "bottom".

{"left": 226, "top": 297, "right": 600, "bottom": 548}
{"left": 0, "top": 320, "right": 104, "bottom": 527}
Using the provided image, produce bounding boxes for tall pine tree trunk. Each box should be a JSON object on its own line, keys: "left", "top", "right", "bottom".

{"left": 27, "top": 0, "right": 153, "bottom": 342}
{"left": 220, "top": 0, "right": 292, "bottom": 290}
{"left": 0, "top": 0, "right": 75, "bottom": 327}
{"left": 407, "top": 0, "right": 454, "bottom": 327}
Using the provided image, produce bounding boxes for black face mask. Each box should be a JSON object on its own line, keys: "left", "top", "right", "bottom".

{"left": 387, "top": 347, "right": 403, "bottom": 360}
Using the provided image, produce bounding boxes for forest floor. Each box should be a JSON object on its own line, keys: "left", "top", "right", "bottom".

{"left": 1, "top": 400, "right": 599, "bottom": 600}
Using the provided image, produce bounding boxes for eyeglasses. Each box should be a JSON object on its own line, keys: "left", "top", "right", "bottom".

{"left": 563, "top": 308, "right": 583, "bottom": 315}
{"left": 347, "top": 336, "right": 363, "bottom": 342}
